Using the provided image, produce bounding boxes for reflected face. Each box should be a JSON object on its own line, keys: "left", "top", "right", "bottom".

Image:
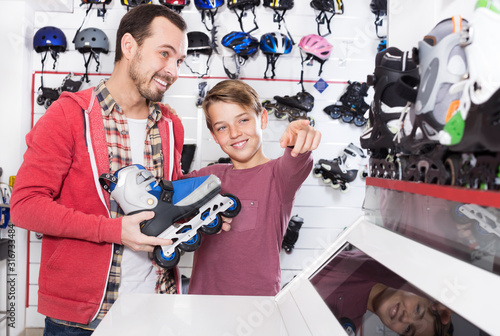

{"left": 373, "top": 288, "right": 436, "bottom": 336}
{"left": 129, "top": 17, "right": 187, "bottom": 102}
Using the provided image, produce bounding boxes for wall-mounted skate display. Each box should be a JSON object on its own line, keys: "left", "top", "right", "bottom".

{"left": 313, "top": 143, "right": 367, "bottom": 192}
{"left": 361, "top": 5, "right": 500, "bottom": 190}
{"left": 263, "top": 90, "right": 316, "bottom": 126}
{"left": 323, "top": 81, "right": 370, "bottom": 127}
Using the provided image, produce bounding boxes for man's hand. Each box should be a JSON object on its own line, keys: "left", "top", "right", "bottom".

{"left": 121, "top": 211, "right": 172, "bottom": 252}
{"left": 280, "top": 119, "right": 322, "bottom": 157}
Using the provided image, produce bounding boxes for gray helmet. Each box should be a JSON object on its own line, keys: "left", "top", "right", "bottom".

{"left": 74, "top": 27, "right": 109, "bottom": 54}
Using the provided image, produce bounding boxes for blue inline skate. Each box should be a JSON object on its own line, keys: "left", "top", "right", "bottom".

{"left": 99, "top": 164, "right": 241, "bottom": 269}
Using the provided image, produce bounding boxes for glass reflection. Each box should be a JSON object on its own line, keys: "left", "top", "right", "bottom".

{"left": 363, "top": 186, "right": 500, "bottom": 275}
{"left": 311, "top": 246, "right": 463, "bottom": 336}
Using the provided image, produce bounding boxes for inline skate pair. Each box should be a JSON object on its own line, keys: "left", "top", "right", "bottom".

{"left": 263, "top": 90, "right": 316, "bottom": 127}
{"left": 323, "top": 81, "right": 370, "bottom": 127}
{"left": 99, "top": 165, "right": 241, "bottom": 268}
{"left": 313, "top": 143, "right": 367, "bottom": 192}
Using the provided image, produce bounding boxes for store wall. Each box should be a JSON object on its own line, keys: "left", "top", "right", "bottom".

{"left": 0, "top": 0, "right": 480, "bottom": 334}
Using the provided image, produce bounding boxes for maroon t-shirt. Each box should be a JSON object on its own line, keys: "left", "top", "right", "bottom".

{"left": 186, "top": 148, "right": 312, "bottom": 296}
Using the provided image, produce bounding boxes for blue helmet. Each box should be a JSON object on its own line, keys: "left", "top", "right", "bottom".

{"left": 33, "top": 26, "right": 67, "bottom": 53}
{"left": 222, "top": 31, "right": 259, "bottom": 58}
{"left": 194, "top": 0, "right": 224, "bottom": 9}
{"left": 259, "top": 32, "right": 292, "bottom": 55}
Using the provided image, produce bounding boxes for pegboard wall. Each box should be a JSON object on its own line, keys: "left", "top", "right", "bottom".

{"left": 28, "top": 0, "right": 382, "bottom": 328}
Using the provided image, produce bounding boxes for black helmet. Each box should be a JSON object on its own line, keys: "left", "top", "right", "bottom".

{"left": 310, "top": 0, "right": 344, "bottom": 36}
{"left": 186, "top": 31, "right": 213, "bottom": 77}
{"left": 262, "top": 0, "right": 293, "bottom": 10}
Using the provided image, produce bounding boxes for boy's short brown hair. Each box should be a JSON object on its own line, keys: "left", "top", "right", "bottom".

{"left": 202, "top": 80, "right": 263, "bottom": 132}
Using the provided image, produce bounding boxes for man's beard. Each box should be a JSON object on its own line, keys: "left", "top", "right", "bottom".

{"left": 129, "top": 49, "right": 174, "bottom": 102}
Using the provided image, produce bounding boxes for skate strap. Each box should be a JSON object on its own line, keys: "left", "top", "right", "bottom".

{"left": 396, "top": 75, "right": 419, "bottom": 103}
{"left": 98, "top": 173, "right": 117, "bottom": 193}
{"left": 159, "top": 180, "right": 174, "bottom": 203}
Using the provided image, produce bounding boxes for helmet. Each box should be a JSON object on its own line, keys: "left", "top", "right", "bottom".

{"left": 370, "top": 0, "right": 387, "bottom": 15}
{"left": 188, "top": 31, "right": 212, "bottom": 55}
{"left": 194, "top": 0, "right": 224, "bottom": 9}
{"left": 310, "top": 0, "right": 343, "bottom": 13}
{"left": 160, "top": 0, "right": 190, "bottom": 8}
{"left": 99, "top": 164, "right": 160, "bottom": 214}
{"left": 33, "top": 26, "right": 67, "bottom": 53}
{"left": 259, "top": 32, "right": 292, "bottom": 55}
{"left": 222, "top": 31, "right": 259, "bottom": 58}
{"left": 121, "top": 0, "right": 152, "bottom": 7}
{"left": 81, "top": 0, "right": 111, "bottom": 2}
{"left": 262, "top": 0, "right": 293, "bottom": 10}
{"left": 74, "top": 27, "right": 109, "bottom": 54}
{"left": 298, "top": 34, "right": 332, "bottom": 60}
{"left": 227, "top": 0, "right": 260, "bottom": 9}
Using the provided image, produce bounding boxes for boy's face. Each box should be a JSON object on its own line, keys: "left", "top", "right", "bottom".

{"left": 208, "top": 101, "right": 268, "bottom": 169}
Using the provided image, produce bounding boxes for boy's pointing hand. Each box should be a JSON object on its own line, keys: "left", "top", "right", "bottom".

{"left": 280, "top": 120, "right": 321, "bottom": 157}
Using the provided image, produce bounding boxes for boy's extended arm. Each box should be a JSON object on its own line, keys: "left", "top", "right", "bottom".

{"left": 280, "top": 120, "right": 322, "bottom": 156}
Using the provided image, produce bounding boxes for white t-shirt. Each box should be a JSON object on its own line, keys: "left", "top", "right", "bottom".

{"left": 119, "top": 118, "right": 157, "bottom": 295}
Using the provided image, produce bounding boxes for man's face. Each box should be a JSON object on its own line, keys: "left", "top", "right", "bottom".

{"left": 129, "top": 17, "right": 187, "bottom": 102}
{"left": 373, "top": 288, "right": 437, "bottom": 336}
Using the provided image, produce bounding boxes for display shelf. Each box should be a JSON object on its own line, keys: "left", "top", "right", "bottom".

{"left": 366, "top": 177, "right": 500, "bottom": 208}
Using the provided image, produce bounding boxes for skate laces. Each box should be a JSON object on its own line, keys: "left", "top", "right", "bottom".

{"left": 392, "top": 102, "right": 412, "bottom": 144}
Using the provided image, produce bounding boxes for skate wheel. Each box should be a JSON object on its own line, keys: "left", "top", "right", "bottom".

{"left": 283, "top": 246, "right": 293, "bottom": 254}
{"left": 199, "top": 212, "right": 223, "bottom": 235}
{"left": 313, "top": 168, "right": 323, "bottom": 178}
{"left": 178, "top": 228, "right": 202, "bottom": 252}
{"left": 308, "top": 117, "right": 315, "bottom": 127}
{"left": 274, "top": 111, "right": 287, "bottom": 120}
{"left": 154, "top": 246, "right": 181, "bottom": 269}
{"left": 342, "top": 112, "right": 354, "bottom": 123}
{"left": 44, "top": 99, "right": 53, "bottom": 109}
{"left": 339, "top": 183, "right": 350, "bottom": 193}
{"left": 323, "top": 178, "right": 332, "bottom": 185}
{"left": 331, "top": 181, "right": 340, "bottom": 189}
{"left": 36, "top": 95, "right": 45, "bottom": 106}
{"left": 220, "top": 193, "right": 241, "bottom": 218}
{"left": 353, "top": 115, "right": 367, "bottom": 127}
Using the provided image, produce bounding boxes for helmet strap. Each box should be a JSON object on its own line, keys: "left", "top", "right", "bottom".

{"left": 201, "top": 9, "right": 217, "bottom": 31}
{"left": 315, "top": 10, "right": 334, "bottom": 37}
{"left": 232, "top": 6, "right": 259, "bottom": 34}
{"left": 73, "top": 2, "right": 94, "bottom": 44}
{"left": 272, "top": 9, "right": 295, "bottom": 45}
{"left": 222, "top": 55, "right": 241, "bottom": 79}
{"left": 264, "top": 54, "right": 279, "bottom": 79}
{"left": 184, "top": 52, "right": 212, "bottom": 78}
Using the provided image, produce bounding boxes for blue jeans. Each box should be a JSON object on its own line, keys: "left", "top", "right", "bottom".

{"left": 44, "top": 318, "right": 94, "bottom": 336}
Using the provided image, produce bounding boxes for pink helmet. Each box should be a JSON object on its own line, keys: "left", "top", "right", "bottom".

{"left": 298, "top": 34, "right": 333, "bottom": 60}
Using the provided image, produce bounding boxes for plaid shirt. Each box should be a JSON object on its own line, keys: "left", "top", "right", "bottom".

{"left": 53, "top": 80, "right": 177, "bottom": 330}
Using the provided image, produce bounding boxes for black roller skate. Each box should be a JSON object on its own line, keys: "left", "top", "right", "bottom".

{"left": 323, "top": 81, "right": 370, "bottom": 127}
{"left": 99, "top": 164, "right": 241, "bottom": 269}
{"left": 263, "top": 90, "right": 315, "bottom": 127}
{"left": 360, "top": 47, "right": 419, "bottom": 179}
{"left": 313, "top": 143, "right": 367, "bottom": 193}
{"left": 36, "top": 73, "right": 83, "bottom": 109}
{"left": 282, "top": 215, "right": 304, "bottom": 254}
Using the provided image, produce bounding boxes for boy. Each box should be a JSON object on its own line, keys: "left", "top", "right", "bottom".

{"left": 184, "top": 79, "right": 321, "bottom": 296}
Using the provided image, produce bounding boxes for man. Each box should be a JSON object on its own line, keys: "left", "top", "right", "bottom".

{"left": 11, "top": 5, "right": 187, "bottom": 335}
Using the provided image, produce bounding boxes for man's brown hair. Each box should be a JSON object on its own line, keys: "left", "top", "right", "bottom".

{"left": 115, "top": 4, "right": 187, "bottom": 63}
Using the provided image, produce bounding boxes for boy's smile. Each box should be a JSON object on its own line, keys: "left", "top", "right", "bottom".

{"left": 209, "top": 101, "right": 269, "bottom": 169}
